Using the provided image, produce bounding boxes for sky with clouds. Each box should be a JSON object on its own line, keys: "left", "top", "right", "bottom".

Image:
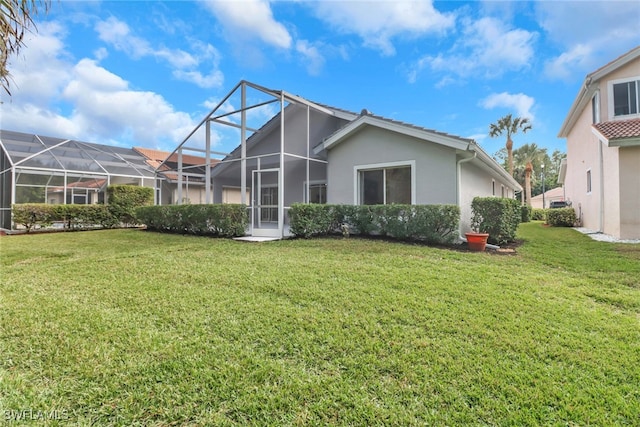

{"left": 2, "top": 0, "right": 639, "bottom": 158}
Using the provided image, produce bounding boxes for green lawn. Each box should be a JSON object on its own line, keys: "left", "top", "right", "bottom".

{"left": 1, "top": 223, "right": 639, "bottom": 426}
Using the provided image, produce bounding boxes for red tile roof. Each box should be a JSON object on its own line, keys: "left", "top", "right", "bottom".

{"left": 134, "top": 147, "right": 219, "bottom": 169}
{"left": 593, "top": 118, "right": 640, "bottom": 141}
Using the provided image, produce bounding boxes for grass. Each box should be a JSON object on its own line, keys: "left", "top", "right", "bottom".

{"left": 1, "top": 222, "right": 639, "bottom": 426}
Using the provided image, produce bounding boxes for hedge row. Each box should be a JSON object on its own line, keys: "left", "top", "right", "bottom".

{"left": 531, "top": 208, "right": 547, "bottom": 221}
{"left": 107, "top": 185, "right": 154, "bottom": 225}
{"left": 11, "top": 185, "right": 154, "bottom": 232}
{"left": 546, "top": 208, "right": 577, "bottom": 227}
{"left": 288, "top": 203, "right": 460, "bottom": 244}
{"left": 471, "top": 197, "right": 521, "bottom": 244}
{"left": 136, "top": 204, "right": 248, "bottom": 237}
{"left": 12, "top": 204, "right": 117, "bottom": 231}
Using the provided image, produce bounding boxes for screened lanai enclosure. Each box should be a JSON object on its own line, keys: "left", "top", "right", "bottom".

{"left": 0, "top": 130, "right": 156, "bottom": 229}
{"left": 158, "top": 81, "right": 357, "bottom": 238}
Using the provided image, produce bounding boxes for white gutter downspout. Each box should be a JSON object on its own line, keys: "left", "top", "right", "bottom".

{"left": 457, "top": 144, "right": 500, "bottom": 249}
{"left": 598, "top": 138, "right": 605, "bottom": 232}
{"left": 456, "top": 146, "right": 475, "bottom": 241}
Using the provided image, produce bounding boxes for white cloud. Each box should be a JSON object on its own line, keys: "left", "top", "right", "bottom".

{"left": 203, "top": 0, "right": 292, "bottom": 49}
{"left": 536, "top": 1, "right": 640, "bottom": 80}
{"left": 408, "top": 16, "right": 536, "bottom": 82}
{"left": 311, "top": 0, "right": 455, "bottom": 56}
{"left": 543, "top": 44, "right": 594, "bottom": 81}
{"left": 480, "top": 92, "right": 535, "bottom": 121}
{"left": 2, "top": 24, "right": 202, "bottom": 150}
{"left": 296, "top": 40, "right": 325, "bottom": 76}
{"left": 95, "top": 16, "right": 223, "bottom": 89}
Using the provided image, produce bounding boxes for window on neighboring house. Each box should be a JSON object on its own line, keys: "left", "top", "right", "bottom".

{"left": 586, "top": 169, "right": 592, "bottom": 194}
{"left": 592, "top": 92, "right": 600, "bottom": 123}
{"left": 359, "top": 165, "right": 412, "bottom": 205}
{"left": 492, "top": 180, "right": 495, "bottom": 196}
{"left": 501, "top": 185, "right": 505, "bottom": 198}
{"left": 612, "top": 79, "right": 639, "bottom": 117}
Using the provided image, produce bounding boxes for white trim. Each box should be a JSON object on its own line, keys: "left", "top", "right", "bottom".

{"left": 607, "top": 75, "right": 640, "bottom": 121}
{"left": 302, "top": 180, "right": 327, "bottom": 203}
{"left": 353, "top": 160, "right": 416, "bottom": 205}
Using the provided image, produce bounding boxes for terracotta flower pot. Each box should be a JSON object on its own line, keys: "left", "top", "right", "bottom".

{"left": 465, "top": 232, "right": 489, "bottom": 252}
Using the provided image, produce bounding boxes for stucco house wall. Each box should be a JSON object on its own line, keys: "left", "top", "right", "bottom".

{"left": 326, "top": 126, "right": 457, "bottom": 205}
{"left": 560, "top": 47, "right": 640, "bottom": 239}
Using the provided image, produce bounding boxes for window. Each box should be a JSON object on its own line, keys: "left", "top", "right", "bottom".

{"left": 358, "top": 163, "right": 413, "bottom": 205}
{"left": 305, "top": 182, "right": 326, "bottom": 204}
{"left": 611, "top": 79, "right": 639, "bottom": 118}
{"left": 591, "top": 92, "right": 600, "bottom": 123}
{"left": 492, "top": 180, "right": 495, "bottom": 196}
{"left": 586, "top": 169, "right": 592, "bottom": 194}
{"left": 501, "top": 185, "right": 505, "bottom": 198}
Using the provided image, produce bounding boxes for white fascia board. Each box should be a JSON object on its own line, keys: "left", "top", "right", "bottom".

{"left": 316, "top": 115, "right": 470, "bottom": 154}
{"left": 558, "top": 47, "right": 640, "bottom": 138}
{"left": 591, "top": 126, "right": 610, "bottom": 146}
{"left": 469, "top": 145, "right": 522, "bottom": 191}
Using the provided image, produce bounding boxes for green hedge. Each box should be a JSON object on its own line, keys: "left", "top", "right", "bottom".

{"left": 531, "top": 208, "right": 547, "bottom": 221}
{"left": 288, "top": 203, "right": 460, "bottom": 245}
{"left": 136, "top": 204, "right": 248, "bottom": 237}
{"left": 107, "top": 185, "right": 154, "bottom": 225}
{"left": 471, "top": 197, "right": 521, "bottom": 244}
{"left": 12, "top": 204, "right": 116, "bottom": 231}
{"left": 521, "top": 205, "right": 532, "bottom": 223}
{"left": 546, "top": 208, "right": 577, "bottom": 227}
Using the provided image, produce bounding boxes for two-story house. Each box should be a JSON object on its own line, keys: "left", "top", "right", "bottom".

{"left": 558, "top": 46, "right": 640, "bottom": 240}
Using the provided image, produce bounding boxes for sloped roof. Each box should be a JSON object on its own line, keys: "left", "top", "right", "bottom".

{"left": 134, "top": 147, "right": 218, "bottom": 169}
{"left": 591, "top": 118, "right": 640, "bottom": 146}
{"left": 558, "top": 46, "right": 640, "bottom": 137}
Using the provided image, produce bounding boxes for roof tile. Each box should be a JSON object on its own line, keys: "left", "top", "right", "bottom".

{"left": 593, "top": 118, "right": 640, "bottom": 140}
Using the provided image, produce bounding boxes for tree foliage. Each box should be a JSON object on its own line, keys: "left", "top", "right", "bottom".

{"left": 1, "top": 0, "right": 50, "bottom": 95}
{"left": 489, "top": 114, "right": 532, "bottom": 176}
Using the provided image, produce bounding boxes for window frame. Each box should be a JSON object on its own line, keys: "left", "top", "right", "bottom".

{"left": 353, "top": 160, "right": 416, "bottom": 205}
{"left": 586, "top": 169, "right": 592, "bottom": 195}
{"left": 303, "top": 180, "right": 327, "bottom": 204}
{"left": 608, "top": 76, "right": 640, "bottom": 120}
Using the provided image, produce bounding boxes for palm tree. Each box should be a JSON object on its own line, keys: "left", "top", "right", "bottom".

{"left": 512, "top": 143, "right": 548, "bottom": 206}
{"left": 489, "top": 114, "right": 532, "bottom": 177}
{"left": 1, "top": 0, "right": 50, "bottom": 95}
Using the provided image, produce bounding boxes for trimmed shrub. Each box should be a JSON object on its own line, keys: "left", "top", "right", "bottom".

{"left": 288, "top": 203, "right": 460, "bottom": 245}
{"left": 107, "top": 185, "right": 154, "bottom": 225}
{"left": 531, "top": 208, "right": 547, "bottom": 221}
{"left": 12, "top": 204, "right": 54, "bottom": 231}
{"left": 11, "top": 203, "right": 114, "bottom": 231}
{"left": 471, "top": 197, "right": 521, "bottom": 244}
{"left": 521, "top": 205, "right": 532, "bottom": 223}
{"left": 136, "top": 204, "right": 248, "bottom": 237}
{"left": 546, "top": 208, "right": 577, "bottom": 227}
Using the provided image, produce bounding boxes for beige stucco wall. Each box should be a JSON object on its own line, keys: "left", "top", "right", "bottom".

{"left": 619, "top": 146, "right": 640, "bottom": 239}
{"left": 564, "top": 58, "right": 639, "bottom": 238}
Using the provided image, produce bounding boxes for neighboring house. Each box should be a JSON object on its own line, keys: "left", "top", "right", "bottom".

{"left": 164, "top": 81, "right": 521, "bottom": 239}
{"left": 558, "top": 46, "right": 640, "bottom": 239}
{"left": 134, "top": 147, "right": 219, "bottom": 205}
{"left": 530, "top": 186, "right": 566, "bottom": 209}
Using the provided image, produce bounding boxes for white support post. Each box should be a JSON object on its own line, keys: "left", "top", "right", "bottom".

{"left": 205, "top": 120, "right": 212, "bottom": 204}
{"left": 177, "top": 149, "right": 183, "bottom": 205}
{"left": 279, "top": 93, "right": 285, "bottom": 237}
{"left": 306, "top": 104, "right": 310, "bottom": 203}
{"left": 241, "top": 82, "right": 247, "bottom": 206}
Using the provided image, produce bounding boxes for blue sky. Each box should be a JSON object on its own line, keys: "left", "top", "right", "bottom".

{"left": 2, "top": 0, "right": 639, "bottom": 158}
